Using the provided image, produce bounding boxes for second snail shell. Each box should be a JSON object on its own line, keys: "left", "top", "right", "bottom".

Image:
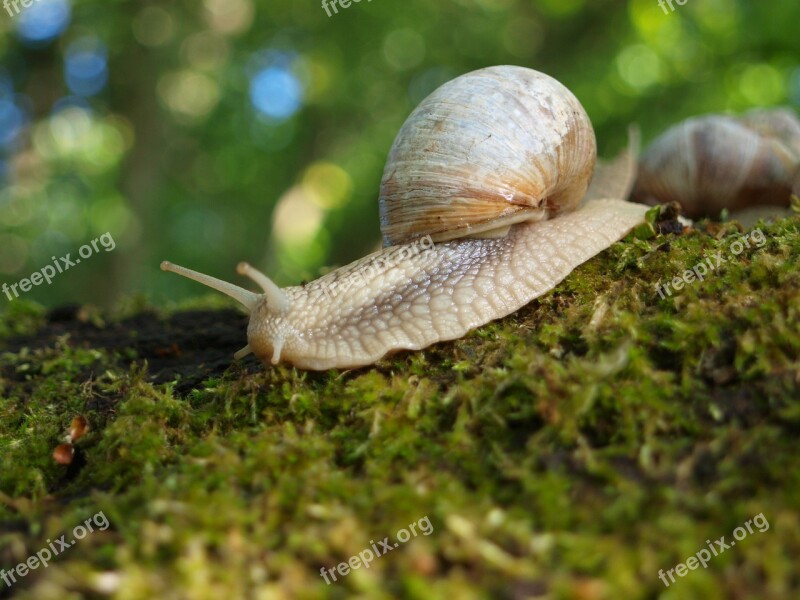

{"left": 632, "top": 108, "right": 800, "bottom": 217}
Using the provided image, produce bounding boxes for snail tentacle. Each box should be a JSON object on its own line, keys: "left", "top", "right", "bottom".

{"left": 160, "top": 261, "right": 260, "bottom": 312}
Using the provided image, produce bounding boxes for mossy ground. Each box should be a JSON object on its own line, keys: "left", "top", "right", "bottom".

{"left": 1, "top": 213, "right": 799, "bottom": 600}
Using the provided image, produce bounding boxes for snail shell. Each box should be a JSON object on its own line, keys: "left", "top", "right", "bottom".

{"left": 379, "top": 66, "right": 597, "bottom": 245}
{"left": 632, "top": 109, "right": 800, "bottom": 217}
{"left": 161, "top": 66, "right": 649, "bottom": 370}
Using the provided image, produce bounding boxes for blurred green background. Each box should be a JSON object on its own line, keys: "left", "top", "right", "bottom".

{"left": 0, "top": 0, "right": 797, "bottom": 308}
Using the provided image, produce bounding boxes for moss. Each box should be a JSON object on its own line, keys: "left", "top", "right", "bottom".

{"left": 1, "top": 216, "right": 799, "bottom": 599}
{"left": 0, "top": 301, "right": 45, "bottom": 340}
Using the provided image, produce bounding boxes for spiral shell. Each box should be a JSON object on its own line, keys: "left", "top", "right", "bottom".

{"left": 379, "top": 66, "right": 597, "bottom": 246}
{"left": 632, "top": 109, "right": 800, "bottom": 217}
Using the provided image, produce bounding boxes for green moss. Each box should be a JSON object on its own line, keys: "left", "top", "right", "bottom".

{"left": 1, "top": 216, "right": 799, "bottom": 599}
{"left": 0, "top": 300, "right": 45, "bottom": 340}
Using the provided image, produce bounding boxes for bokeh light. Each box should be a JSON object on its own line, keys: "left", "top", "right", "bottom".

{"left": 616, "top": 44, "right": 664, "bottom": 92}
{"left": 737, "top": 63, "right": 786, "bottom": 106}
{"left": 272, "top": 185, "right": 324, "bottom": 245}
{"left": 64, "top": 37, "right": 108, "bottom": 97}
{"left": 158, "top": 70, "right": 221, "bottom": 122}
{"left": 16, "top": 0, "right": 70, "bottom": 44}
{"left": 302, "top": 162, "right": 352, "bottom": 210}
{"left": 132, "top": 6, "right": 175, "bottom": 47}
{"left": 203, "top": 0, "right": 254, "bottom": 35}
{"left": 249, "top": 60, "right": 303, "bottom": 121}
{"left": 183, "top": 31, "right": 229, "bottom": 71}
{"left": 0, "top": 97, "right": 26, "bottom": 148}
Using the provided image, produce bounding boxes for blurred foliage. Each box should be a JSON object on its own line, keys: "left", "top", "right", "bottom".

{"left": 0, "top": 0, "right": 798, "bottom": 307}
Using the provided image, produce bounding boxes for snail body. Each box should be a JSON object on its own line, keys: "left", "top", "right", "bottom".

{"left": 162, "top": 66, "right": 649, "bottom": 370}
{"left": 632, "top": 108, "right": 800, "bottom": 217}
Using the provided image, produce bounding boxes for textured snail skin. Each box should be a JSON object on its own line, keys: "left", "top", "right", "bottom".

{"left": 246, "top": 198, "right": 647, "bottom": 370}
{"left": 162, "top": 66, "right": 651, "bottom": 370}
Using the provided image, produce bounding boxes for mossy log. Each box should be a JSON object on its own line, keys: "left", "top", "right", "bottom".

{"left": 1, "top": 211, "right": 799, "bottom": 599}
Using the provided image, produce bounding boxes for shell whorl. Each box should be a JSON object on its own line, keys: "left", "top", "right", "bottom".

{"left": 379, "top": 66, "right": 597, "bottom": 246}
{"left": 632, "top": 109, "right": 800, "bottom": 217}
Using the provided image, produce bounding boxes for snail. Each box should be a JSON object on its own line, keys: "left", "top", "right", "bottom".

{"left": 632, "top": 108, "right": 800, "bottom": 218}
{"left": 161, "top": 66, "right": 650, "bottom": 370}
